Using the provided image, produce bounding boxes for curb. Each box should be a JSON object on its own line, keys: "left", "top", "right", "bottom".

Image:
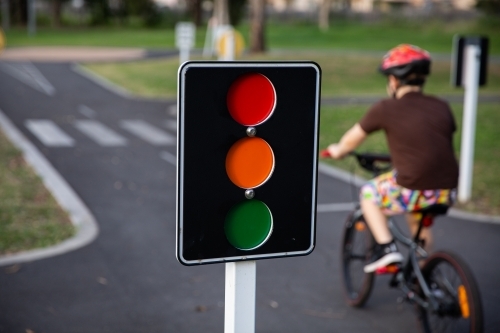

{"left": 0, "top": 109, "right": 99, "bottom": 267}
{"left": 318, "top": 161, "right": 500, "bottom": 225}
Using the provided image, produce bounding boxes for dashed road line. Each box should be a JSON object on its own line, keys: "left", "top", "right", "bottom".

{"left": 317, "top": 202, "right": 356, "bottom": 213}
{"left": 25, "top": 119, "right": 75, "bottom": 147}
{"left": 120, "top": 119, "right": 175, "bottom": 146}
{"left": 74, "top": 120, "right": 127, "bottom": 146}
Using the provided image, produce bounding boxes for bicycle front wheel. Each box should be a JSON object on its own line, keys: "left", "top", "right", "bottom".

{"left": 416, "top": 251, "right": 484, "bottom": 333}
{"left": 340, "top": 210, "right": 375, "bottom": 307}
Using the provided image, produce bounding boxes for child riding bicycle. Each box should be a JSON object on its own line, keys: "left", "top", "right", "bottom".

{"left": 326, "top": 44, "right": 459, "bottom": 273}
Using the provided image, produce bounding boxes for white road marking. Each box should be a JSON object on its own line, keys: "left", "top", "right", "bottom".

{"left": 25, "top": 120, "right": 75, "bottom": 147}
{"left": 160, "top": 151, "right": 176, "bottom": 166}
{"left": 120, "top": 120, "right": 175, "bottom": 145}
{"left": 164, "top": 119, "right": 177, "bottom": 132}
{"left": 0, "top": 62, "right": 56, "bottom": 96}
{"left": 78, "top": 105, "right": 97, "bottom": 119}
{"left": 74, "top": 120, "right": 127, "bottom": 146}
{"left": 316, "top": 202, "right": 356, "bottom": 213}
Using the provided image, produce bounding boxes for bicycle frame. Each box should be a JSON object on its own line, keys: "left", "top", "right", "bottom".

{"left": 387, "top": 216, "right": 440, "bottom": 311}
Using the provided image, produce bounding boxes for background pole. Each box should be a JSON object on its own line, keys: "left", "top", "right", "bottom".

{"left": 2, "top": 0, "right": 9, "bottom": 31}
{"left": 27, "top": 0, "right": 36, "bottom": 36}
{"left": 458, "top": 43, "right": 481, "bottom": 203}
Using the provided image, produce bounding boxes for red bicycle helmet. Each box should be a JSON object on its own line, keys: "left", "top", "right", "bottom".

{"left": 379, "top": 44, "right": 431, "bottom": 79}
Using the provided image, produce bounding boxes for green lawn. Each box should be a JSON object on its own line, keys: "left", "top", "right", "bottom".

{"left": 83, "top": 53, "right": 499, "bottom": 215}
{"left": 0, "top": 132, "right": 75, "bottom": 254}
{"left": 4, "top": 17, "right": 500, "bottom": 54}
{"left": 83, "top": 52, "right": 500, "bottom": 98}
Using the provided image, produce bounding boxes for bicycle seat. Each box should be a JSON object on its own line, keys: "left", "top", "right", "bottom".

{"left": 416, "top": 204, "right": 449, "bottom": 216}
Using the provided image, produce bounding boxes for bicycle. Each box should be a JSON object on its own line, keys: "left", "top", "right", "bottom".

{"left": 321, "top": 150, "right": 484, "bottom": 333}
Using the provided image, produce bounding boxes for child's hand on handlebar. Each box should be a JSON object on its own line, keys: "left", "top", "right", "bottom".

{"left": 321, "top": 144, "right": 345, "bottom": 160}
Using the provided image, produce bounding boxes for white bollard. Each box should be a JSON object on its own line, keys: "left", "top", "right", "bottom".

{"left": 458, "top": 44, "right": 481, "bottom": 203}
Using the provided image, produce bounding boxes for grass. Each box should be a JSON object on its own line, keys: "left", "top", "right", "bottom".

{"left": 83, "top": 53, "right": 499, "bottom": 215}
{"left": 319, "top": 103, "right": 500, "bottom": 215}
{"left": 265, "top": 17, "right": 500, "bottom": 54}
{"left": 0, "top": 131, "right": 75, "bottom": 255}
{"left": 83, "top": 52, "right": 500, "bottom": 98}
{"left": 4, "top": 17, "right": 500, "bottom": 54}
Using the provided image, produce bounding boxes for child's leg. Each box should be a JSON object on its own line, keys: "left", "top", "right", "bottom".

{"left": 361, "top": 198, "right": 392, "bottom": 244}
{"left": 405, "top": 213, "right": 433, "bottom": 253}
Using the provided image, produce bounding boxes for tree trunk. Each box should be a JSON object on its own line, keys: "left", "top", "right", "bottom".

{"left": 213, "top": 0, "right": 229, "bottom": 26}
{"left": 318, "top": 0, "right": 331, "bottom": 31}
{"left": 52, "top": 0, "right": 62, "bottom": 28}
{"left": 187, "top": 0, "right": 202, "bottom": 26}
{"left": 249, "top": 0, "right": 265, "bottom": 53}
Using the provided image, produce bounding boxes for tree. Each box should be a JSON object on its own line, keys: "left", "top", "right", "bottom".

{"left": 249, "top": 0, "right": 265, "bottom": 53}
{"left": 87, "top": 0, "right": 111, "bottom": 25}
{"left": 476, "top": 0, "right": 500, "bottom": 15}
{"left": 318, "top": 0, "right": 332, "bottom": 31}
{"left": 51, "top": 0, "right": 71, "bottom": 27}
{"left": 229, "top": 0, "right": 246, "bottom": 26}
{"left": 213, "top": 0, "right": 229, "bottom": 25}
{"left": 186, "top": 0, "right": 202, "bottom": 26}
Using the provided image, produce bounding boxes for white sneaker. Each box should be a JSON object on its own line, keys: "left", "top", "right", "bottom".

{"left": 364, "top": 242, "right": 404, "bottom": 273}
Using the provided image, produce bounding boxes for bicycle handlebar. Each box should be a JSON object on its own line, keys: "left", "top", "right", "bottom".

{"left": 320, "top": 150, "right": 392, "bottom": 175}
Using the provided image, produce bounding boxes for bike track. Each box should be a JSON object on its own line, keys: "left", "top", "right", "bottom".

{"left": 0, "top": 55, "right": 499, "bottom": 332}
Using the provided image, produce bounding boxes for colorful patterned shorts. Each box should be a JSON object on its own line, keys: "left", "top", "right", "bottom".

{"left": 360, "top": 170, "right": 456, "bottom": 215}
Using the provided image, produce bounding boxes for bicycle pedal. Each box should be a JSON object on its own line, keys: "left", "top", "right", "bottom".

{"left": 375, "top": 264, "right": 401, "bottom": 275}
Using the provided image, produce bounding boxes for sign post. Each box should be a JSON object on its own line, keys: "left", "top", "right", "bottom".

{"left": 225, "top": 261, "right": 256, "bottom": 333}
{"left": 175, "top": 22, "right": 195, "bottom": 66}
{"left": 451, "top": 36, "right": 489, "bottom": 203}
{"left": 177, "top": 62, "right": 321, "bottom": 332}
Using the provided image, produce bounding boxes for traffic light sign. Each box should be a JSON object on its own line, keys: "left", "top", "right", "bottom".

{"left": 177, "top": 62, "right": 321, "bottom": 265}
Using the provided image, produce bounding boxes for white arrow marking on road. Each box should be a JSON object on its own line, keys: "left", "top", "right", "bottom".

{"left": 0, "top": 62, "right": 56, "bottom": 96}
{"left": 74, "top": 120, "right": 127, "bottom": 146}
{"left": 160, "top": 151, "right": 176, "bottom": 166}
{"left": 120, "top": 120, "right": 175, "bottom": 146}
{"left": 25, "top": 119, "right": 75, "bottom": 147}
{"left": 316, "top": 202, "right": 356, "bottom": 213}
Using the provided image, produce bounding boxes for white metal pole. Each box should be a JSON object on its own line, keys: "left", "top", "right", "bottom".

{"left": 179, "top": 47, "right": 189, "bottom": 66}
{"left": 227, "top": 31, "right": 235, "bottom": 61}
{"left": 225, "top": 261, "right": 256, "bottom": 333}
{"left": 27, "top": 0, "right": 36, "bottom": 36}
{"left": 458, "top": 44, "right": 481, "bottom": 203}
{"left": 2, "top": 0, "right": 9, "bottom": 32}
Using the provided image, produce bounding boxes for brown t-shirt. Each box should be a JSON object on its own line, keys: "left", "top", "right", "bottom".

{"left": 359, "top": 92, "right": 459, "bottom": 190}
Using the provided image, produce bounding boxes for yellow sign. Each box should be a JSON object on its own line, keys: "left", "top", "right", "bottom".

{"left": 0, "top": 28, "right": 5, "bottom": 53}
{"left": 216, "top": 29, "right": 245, "bottom": 59}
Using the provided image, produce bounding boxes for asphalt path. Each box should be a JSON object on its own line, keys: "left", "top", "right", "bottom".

{"left": 0, "top": 61, "right": 499, "bottom": 333}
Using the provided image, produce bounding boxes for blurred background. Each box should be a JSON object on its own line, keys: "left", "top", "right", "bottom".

{"left": 0, "top": 1, "right": 499, "bottom": 332}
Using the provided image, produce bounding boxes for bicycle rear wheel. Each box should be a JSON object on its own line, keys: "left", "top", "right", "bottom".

{"left": 416, "top": 251, "right": 483, "bottom": 333}
{"left": 341, "top": 210, "right": 375, "bottom": 307}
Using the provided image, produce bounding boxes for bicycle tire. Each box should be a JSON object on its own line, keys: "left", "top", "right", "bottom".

{"left": 340, "top": 211, "right": 375, "bottom": 307}
{"left": 415, "top": 251, "right": 484, "bottom": 333}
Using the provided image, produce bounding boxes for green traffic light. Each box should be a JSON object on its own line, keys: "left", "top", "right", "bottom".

{"left": 224, "top": 200, "right": 273, "bottom": 251}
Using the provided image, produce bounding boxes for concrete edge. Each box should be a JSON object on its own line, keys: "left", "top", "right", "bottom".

{"left": 0, "top": 109, "right": 99, "bottom": 267}
{"left": 70, "top": 63, "right": 171, "bottom": 103}
{"left": 318, "top": 161, "right": 500, "bottom": 225}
